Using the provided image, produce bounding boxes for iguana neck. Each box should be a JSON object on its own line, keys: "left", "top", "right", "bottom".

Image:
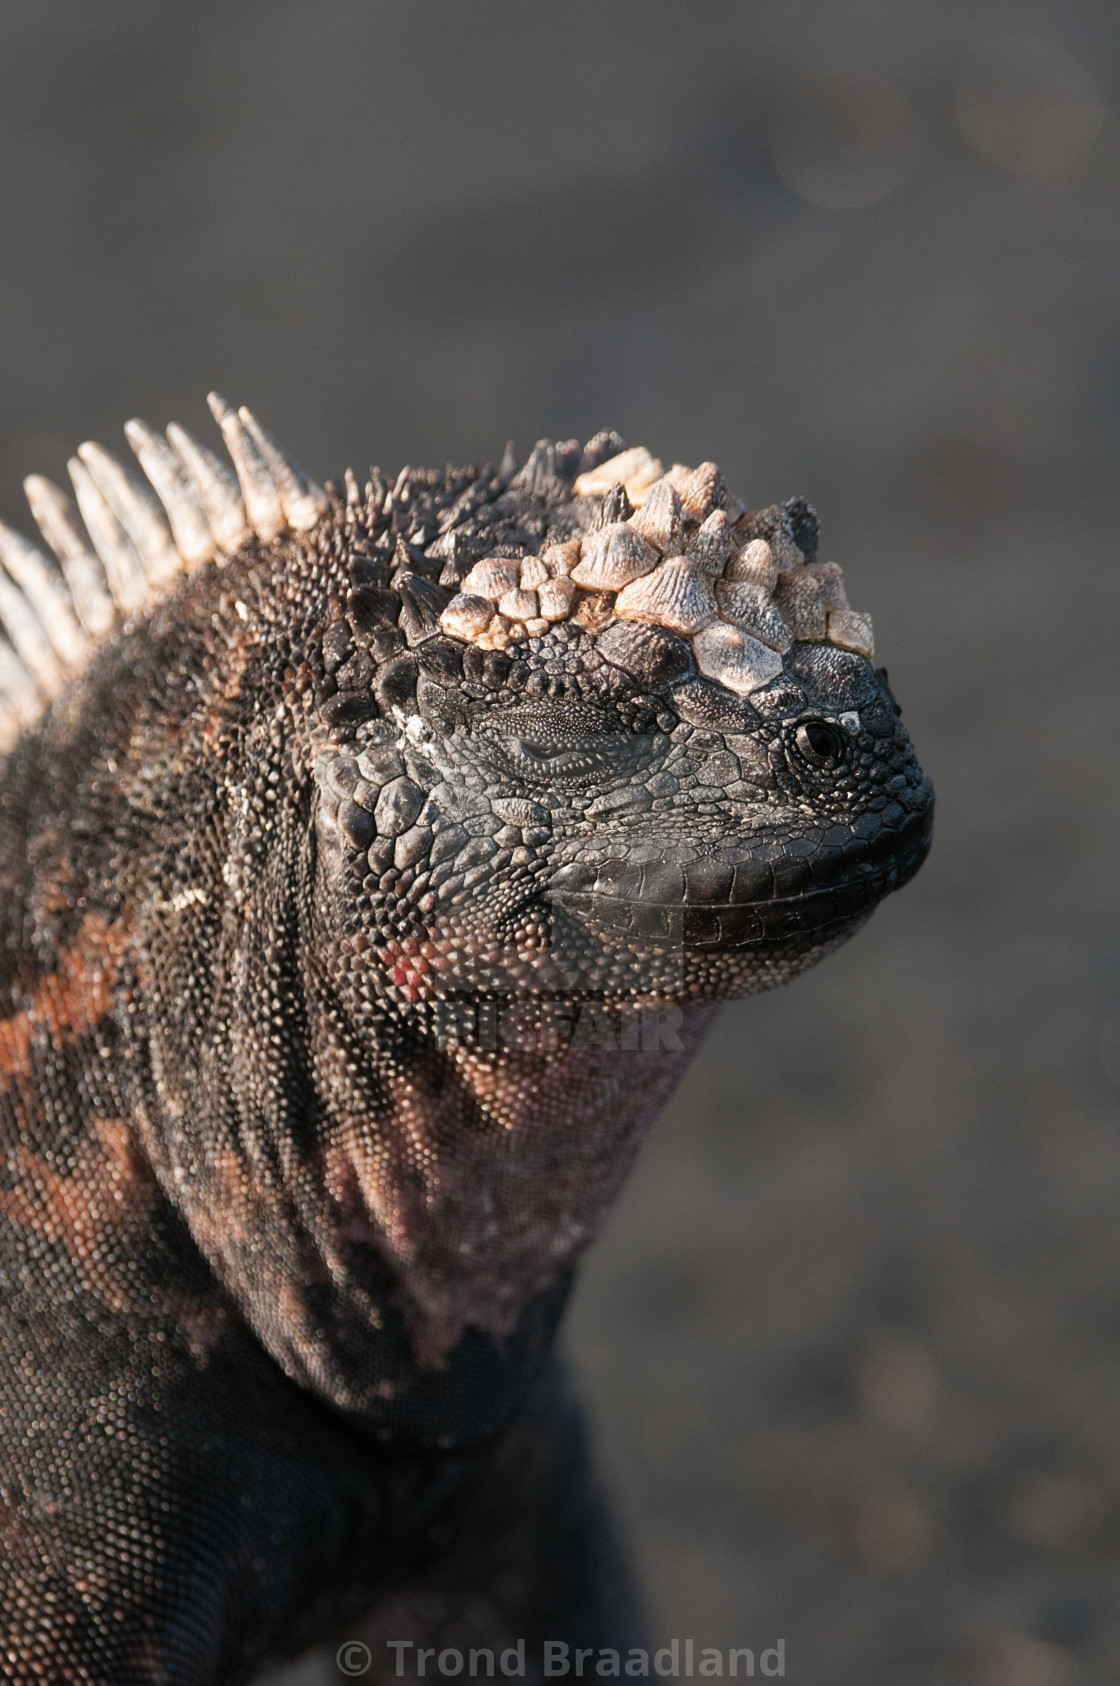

{"left": 311, "top": 999, "right": 718, "bottom": 1368}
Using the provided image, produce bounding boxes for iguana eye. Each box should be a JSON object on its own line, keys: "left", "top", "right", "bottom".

{"left": 499, "top": 735, "right": 627, "bottom": 782}
{"left": 511, "top": 735, "right": 569, "bottom": 761}
{"left": 794, "top": 719, "right": 849, "bottom": 768}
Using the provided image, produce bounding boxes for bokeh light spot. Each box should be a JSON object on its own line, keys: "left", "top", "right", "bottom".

{"left": 767, "top": 67, "right": 918, "bottom": 210}
{"left": 956, "top": 34, "right": 1107, "bottom": 178}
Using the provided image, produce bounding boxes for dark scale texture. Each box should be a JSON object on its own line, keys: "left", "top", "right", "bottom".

{"left": 0, "top": 443, "right": 931, "bottom": 1682}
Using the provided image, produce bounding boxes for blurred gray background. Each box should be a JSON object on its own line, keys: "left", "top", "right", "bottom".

{"left": 2, "top": 3, "right": 1118, "bottom": 1682}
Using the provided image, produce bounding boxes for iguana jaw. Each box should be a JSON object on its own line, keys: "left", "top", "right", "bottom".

{"left": 549, "top": 800, "right": 933, "bottom": 950}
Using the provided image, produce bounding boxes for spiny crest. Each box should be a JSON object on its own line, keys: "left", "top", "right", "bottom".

{"left": 0, "top": 394, "right": 326, "bottom": 750}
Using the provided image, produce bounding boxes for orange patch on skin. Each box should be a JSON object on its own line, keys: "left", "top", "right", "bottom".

{"left": 0, "top": 1115, "right": 159, "bottom": 1314}
{"left": 0, "top": 912, "right": 133, "bottom": 1082}
{"left": 184, "top": 1147, "right": 263, "bottom": 1254}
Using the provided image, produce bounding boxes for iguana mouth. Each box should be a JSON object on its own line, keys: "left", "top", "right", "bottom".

{"left": 549, "top": 805, "right": 932, "bottom": 950}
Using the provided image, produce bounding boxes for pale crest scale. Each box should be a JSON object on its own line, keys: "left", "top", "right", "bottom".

{"left": 692, "top": 622, "right": 784, "bottom": 696}
{"left": 207, "top": 392, "right": 285, "bottom": 542}
{"left": 518, "top": 556, "right": 550, "bottom": 590}
{"left": 23, "top": 475, "right": 116, "bottom": 639}
{"left": 628, "top": 477, "right": 682, "bottom": 555}
{"left": 827, "top": 609, "right": 874, "bottom": 659}
{"left": 237, "top": 407, "right": 328, "bottom": 533}
{"left": 571, "top": 524, "right": 658, "bottom": 591}
{"left": 685, "top": 509, "right": 734, "bottom": 577}
{"left": 725, "top": 538, "right": 777, "bottom": 591}
{"left": 124, "top": 420, "right": 216, "bottom": 568}
{"left": 573, "top": 446, "right": 663, "bottom": 503}
{"left": 0, "top": 521, "right": 87, "bottom": 669}
{"left": 0, "top": 565, "right": 66, "bottom": 695}
{"left": 461, "top": 560, "right": 520, "bottom": 602}
{"left": 714, "top": 579, "right": 793, "bottom": 654}
{"left": 440, "top": 595, "right": 495, "bottom": 640}
{"left": 613, "top": 556, "right": 719, "bottom": 637}
{"left": 67, "top": 456, "right": 150, "bottom": 614}
{"left": 165, "top": 423, "right": 249, "bottom": 555}
{"left": 0, "top": 638, "right": 40, "bottom": 748}
{"left": 77, "top": 441, "right": 179, "bottom": 587}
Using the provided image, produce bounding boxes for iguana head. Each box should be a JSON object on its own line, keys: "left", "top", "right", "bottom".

{"left": 0, "top": 403, "right": 931, "bottom": 1019}
{"left": 304, "top": 434, "right": 933, "bottom": 1018}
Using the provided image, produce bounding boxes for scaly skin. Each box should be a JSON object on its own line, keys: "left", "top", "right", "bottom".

{"left": 0, "top": 441, "right": 931, "bottom": 1683}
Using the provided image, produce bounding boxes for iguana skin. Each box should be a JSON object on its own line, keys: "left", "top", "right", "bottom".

{"left": 0, "top": 437, "right": 932, "bottom": 1683}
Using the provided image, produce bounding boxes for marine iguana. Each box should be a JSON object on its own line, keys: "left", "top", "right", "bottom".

{"left": 0, "top": 399, "right": 932, "bottom": 1683}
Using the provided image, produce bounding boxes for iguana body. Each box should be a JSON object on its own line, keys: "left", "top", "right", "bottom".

{"left": 0, "top": 403, "right": 932, "bottom": 1683}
